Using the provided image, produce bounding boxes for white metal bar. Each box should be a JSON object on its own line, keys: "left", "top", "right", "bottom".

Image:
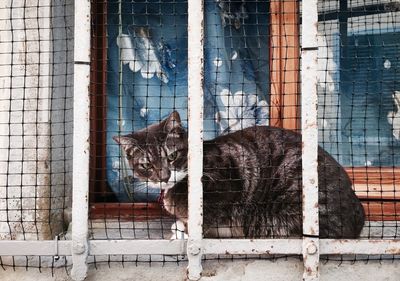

{"left": 203, "top": 239, "right": 400, "bottom": 256}
{"left": 187, "top": 0, "right": 204, "bottom": 280}
{"left": 203, "top": 239, "right": 303, "bottom": 255}
{"left": 72, "top": 0, "right": 91, "bottom": 280}
{"left": 88, "top": 240, "right": 187, "bottom": 255}
{"left": 320, "top": 239, "right": 400, "bottom": 255}
{"left": 0, "top": 239, "right": 398, "bottom": 256}
{"left": 0, "top": 241, "right": 71, "bottom": 256}
{"left": 301, "top": 0, "right": 320, "bottom": 280}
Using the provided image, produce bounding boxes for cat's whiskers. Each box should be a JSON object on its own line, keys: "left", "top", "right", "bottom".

{"left": 203, "top": 171, "right": 218, "bottom": 182}
{"left": 148, "top": 169, "right": 188, "bottom": 194}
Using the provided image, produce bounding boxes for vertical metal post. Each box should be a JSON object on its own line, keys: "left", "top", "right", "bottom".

{"left": 187, "top": 0, "right": 204, "bottom": 280}
{"left": 301, "top": 0, "right": 319, "bottom": 280}
{"left": 71, "top": 1, "right": 91, "bottom": 280}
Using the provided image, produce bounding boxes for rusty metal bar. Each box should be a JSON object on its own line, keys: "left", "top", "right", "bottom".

{"left": 187, "top": 0, "right": 204, "bottom": 280}
{"left": 301, "top": 0, "right": 320, "bottom": 279}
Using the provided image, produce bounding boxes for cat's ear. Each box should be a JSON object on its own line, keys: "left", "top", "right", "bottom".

{"left": 164, "top": 111, "right": 182, "bottom": 133}
{"left": 113, "top": 134, "right": 137, "bottom": 152}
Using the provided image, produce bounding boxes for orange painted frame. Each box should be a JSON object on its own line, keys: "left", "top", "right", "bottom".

{"left": 269, "top": 0, "right": 300, "bottom": 131}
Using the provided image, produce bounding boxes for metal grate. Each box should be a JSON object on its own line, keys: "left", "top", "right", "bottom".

{"left": 0, "top": 0, "right": 398, "bottom": 280}
{"left": 0, "top": 0, "right": 73, "bottom": 271}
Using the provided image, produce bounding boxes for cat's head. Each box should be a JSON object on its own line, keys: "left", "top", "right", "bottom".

{"left": 113, "top": 111, "right": 188, "bottom": 191}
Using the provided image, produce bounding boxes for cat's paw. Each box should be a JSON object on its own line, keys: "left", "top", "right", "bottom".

{"left": 170, "top": 220, "right": 188, "bottom": 240}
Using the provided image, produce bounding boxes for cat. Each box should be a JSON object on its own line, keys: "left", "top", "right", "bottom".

{"left": 113, "top": 111, "right": 365, "bottom": 239}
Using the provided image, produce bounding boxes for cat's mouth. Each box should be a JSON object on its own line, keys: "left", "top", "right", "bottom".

{"left": 146, "top": 170, "right": 187, "bottom": 192}
{"left": 146, "top": 181, "right": 175, "bottom": 194}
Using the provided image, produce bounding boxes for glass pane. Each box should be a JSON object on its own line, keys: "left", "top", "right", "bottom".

{"left": 105, "top": 0, "right": 270, "bottom": 203}
{"left": 318, "top": 11, "right": 400, "bottom": 167}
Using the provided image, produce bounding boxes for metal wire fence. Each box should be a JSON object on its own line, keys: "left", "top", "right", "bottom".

{"left": 0, "top": 0, "right": 399, "bottom": 280}
{"left": 0, "top": 0, "right": 73, "bottom": 270}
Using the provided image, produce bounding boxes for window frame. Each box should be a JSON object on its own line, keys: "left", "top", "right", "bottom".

{"left": 89, "top": 0, "right": 400, "bottom": 221}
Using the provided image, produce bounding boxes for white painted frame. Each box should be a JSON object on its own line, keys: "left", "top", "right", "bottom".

{"left": 0, "top": 239, "right": 399, "bottom": 257}
{"left": 1, "top": 1, "right": 399, "bottom": 281}
{"left": 301, "top": 0, "right": 320, "bottom": 279}
{"left": 187, "top": 0, "right": 204, "bottom": 280}
{"left": 71, "top": 0, "right": 91, "bottom": 280}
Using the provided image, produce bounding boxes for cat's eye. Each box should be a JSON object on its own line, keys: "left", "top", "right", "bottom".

{"left": 167, "top": 151, "right": 179, "bottom": 162}
{"left": 140, "top": 163, "right": 152, "bottom": 170}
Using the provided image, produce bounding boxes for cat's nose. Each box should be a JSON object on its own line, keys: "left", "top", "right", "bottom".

{"left": 160, "top": 169, "right": 171, "bottom": 183}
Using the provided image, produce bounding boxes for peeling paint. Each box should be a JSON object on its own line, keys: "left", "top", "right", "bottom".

{"left": 187, "top": 0, "right": 204, "bottom": 280}
{"left": 301, "top": 0, "right": 319, "bottom": 280}
{"left": 386, "top": 248, "right": 400, "bottom": 255}
{"left": 71, "top": 1, "right": 91, "bottom": 280}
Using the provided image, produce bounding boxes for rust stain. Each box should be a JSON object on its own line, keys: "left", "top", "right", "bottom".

{"left": 202, "top": 270, "right": 216, "bottom": 278}
{"left": 386, "top": 247, "right": 400, "bottom": 255}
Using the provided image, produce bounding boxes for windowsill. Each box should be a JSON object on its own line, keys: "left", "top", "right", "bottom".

{"left": 90, "top": 202, "right": 169, "bottom": 221}
{"left": 89, "top": 201, "right": 400, "bottom": 222}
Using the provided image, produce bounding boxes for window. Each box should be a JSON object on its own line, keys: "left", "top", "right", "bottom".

{"left": 90, "top": 0, "right": 399, "bottom": 221}
{"left": 317, "top": 2, "right": 400, "bottom": 220}
{"left": 90, "top": 0, "right": 299, "bottom": 219}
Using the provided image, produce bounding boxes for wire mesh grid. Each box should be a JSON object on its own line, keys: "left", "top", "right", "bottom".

{"left": 91, "top": 1, "right": 398, "bottom": 252}
{"left": 0, "top": 0, "right": 73, "bottom": 270}
{"left": 0, "top": 0, "right": 399, "bottom": 274}
{"left": 89, "top": 0, "right": 400, "bottom": 262}
{"left": 317, "top": 0, "right": 400, "bottom": 238}
{"left": 89, "top": 0, "right": 274, "bottom": 241}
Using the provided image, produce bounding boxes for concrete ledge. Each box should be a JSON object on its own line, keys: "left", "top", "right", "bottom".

{"left": 0, "top": 258, "right": 399, "bottom": 281}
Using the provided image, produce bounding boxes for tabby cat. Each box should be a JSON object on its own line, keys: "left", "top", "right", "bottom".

{"left": 113, "top": 111, "right": 365, "bottom": 238}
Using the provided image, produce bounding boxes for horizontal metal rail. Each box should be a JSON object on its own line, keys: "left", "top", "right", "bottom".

{"left": 0, "top": 239, "right": 399, "bottom": 256}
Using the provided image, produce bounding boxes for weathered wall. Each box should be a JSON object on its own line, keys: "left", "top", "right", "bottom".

{"left": 49, "top": 0, "right": 74, "bottom": 239}
{"left": 0, "top": 0, "right": 73, "bottom": 241}
{"left": 0, "top": 258, "right": 399, "bottom": 281}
